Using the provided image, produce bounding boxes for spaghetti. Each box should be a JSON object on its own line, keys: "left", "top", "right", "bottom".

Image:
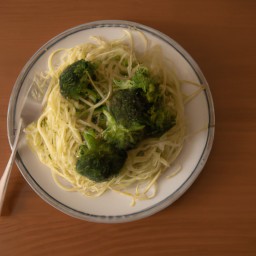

{"left": 25, "top": 30, "right": 188, "bottom": 205}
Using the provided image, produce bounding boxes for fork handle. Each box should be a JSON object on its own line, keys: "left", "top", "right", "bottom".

{"left": 0, "top": 119, "right": 23, "bottom": 215}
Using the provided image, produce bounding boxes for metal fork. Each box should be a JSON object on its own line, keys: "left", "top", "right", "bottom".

{"left": 0, "top": 80, "right": 46, "bottom": 215}
{"left": 0, "top": 119, "right": 23, "bottom": 214}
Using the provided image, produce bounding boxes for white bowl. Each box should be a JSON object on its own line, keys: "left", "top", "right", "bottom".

{"left": 7, "top": 20, "right": 215, "bottom": 223}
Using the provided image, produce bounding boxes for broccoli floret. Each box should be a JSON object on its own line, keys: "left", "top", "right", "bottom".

{"left": 59, "top": 59, "right": 99, "bottom": 101}
{"left": 76, "top": 131, "right": 127, "bottom": 182}
{"left": 131, "top": 67, "right": 151, "bottom": 90}
{"left": 109, "top": 85, "right": 175, "bottom": 137}
{"left": 147, "top": 99, "right": 176, "bottom": 136}
{"left": 109, "top": 88, "right": 150, "bottom": 128}
{"left": 114, "top": 67, "right": 159, "bottom": 103}
{"left": 131, "top": 67, "right": 161, "bottom": 103}
{"left": 104, "top": 82, "right": 176, "bottom": 149}
{"left": 130, "top": 68, "right": 176, "bottom": 136}
{"left": 102, "top": 88, "right": 151, "bottom": 150}
{"left": 102, "top": 109, "right": 145, "bottom": 150}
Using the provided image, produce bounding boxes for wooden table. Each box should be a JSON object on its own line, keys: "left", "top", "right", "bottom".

{"left": 0, "top": 0, "right": 255, "bottom": 255}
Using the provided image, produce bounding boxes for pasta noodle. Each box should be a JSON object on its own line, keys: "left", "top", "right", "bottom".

{"left": 25, "top": 30, "right": 188, "bottom": 205}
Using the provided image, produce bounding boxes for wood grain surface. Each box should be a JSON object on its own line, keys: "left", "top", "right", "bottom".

{"left": 0, "top": 0, "right": 256, "bottom": 255}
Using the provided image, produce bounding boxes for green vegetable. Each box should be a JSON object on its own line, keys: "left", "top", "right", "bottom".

{"left": 147, "top": 99, "right": 176, "bottom": 136}
{"left": 102, "top": 88, "right": 154, "bottom": 150}
{"left": 114, "top": 67, "right": 159, "bottom": 103}
{"left": 109, "top": 88, "right": 150, "bottom": 128}
{"left": 59, "top": 59, "right": 99, "bottom": 101}
{"left": 111, "top": 70, "right": 176, "bottom": 138}
{"left": 76, "top": 131, "right": 127, "bottom": 182}
{"left": 102, "top": 109, "right": 145, "bottom": 150}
